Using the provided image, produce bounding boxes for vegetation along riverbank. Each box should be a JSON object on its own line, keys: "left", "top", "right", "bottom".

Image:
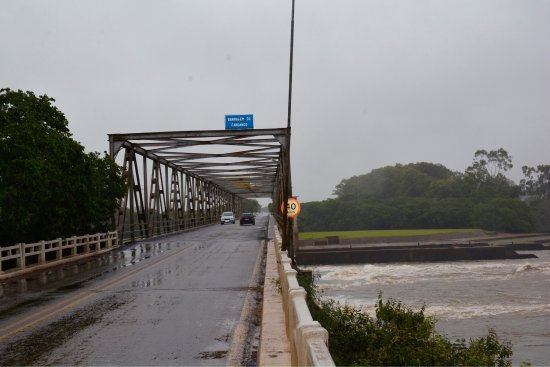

{"left": 297, "top": 271, "right": 519, "bottom": 367}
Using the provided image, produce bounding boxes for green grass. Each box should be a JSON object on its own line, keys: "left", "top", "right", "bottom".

{"left": 299, "top": 228, "right": 480, "bottom": 240}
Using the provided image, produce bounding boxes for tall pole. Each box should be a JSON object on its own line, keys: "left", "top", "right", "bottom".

{"left": 282, "top": 0, "right": 295, "bottom": 258}
{"left": 287, "top": 0, "right": 295, "bottom": 130}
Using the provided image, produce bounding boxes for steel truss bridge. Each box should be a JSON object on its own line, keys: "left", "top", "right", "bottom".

{"left": 109, "top": 128, "right": 295, "bottom": 256}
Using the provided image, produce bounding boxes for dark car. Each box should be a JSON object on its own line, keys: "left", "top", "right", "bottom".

{"left": 239, "top": 213, "right": 255, "bottom": 226}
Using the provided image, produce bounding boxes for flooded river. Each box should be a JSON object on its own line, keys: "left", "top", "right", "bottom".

{"left": 305, "top": 250, "right": 550, "bottom": 365}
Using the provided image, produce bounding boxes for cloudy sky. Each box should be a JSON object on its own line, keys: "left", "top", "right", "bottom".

{"left": 2, "top": 0, "right": 549, "bottom": 202}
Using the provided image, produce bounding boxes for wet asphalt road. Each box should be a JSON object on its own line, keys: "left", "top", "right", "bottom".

{"left": 0, "top": 215, "right": 269, "bottom": 366}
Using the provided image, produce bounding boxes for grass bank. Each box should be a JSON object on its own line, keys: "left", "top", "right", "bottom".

{"left": 299, "top": 228, "right": 480, "bottom": 240}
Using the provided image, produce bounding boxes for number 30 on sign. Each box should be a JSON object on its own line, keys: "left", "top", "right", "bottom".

{"left": 280, "top": 197, "right": 301, "bottom": 218}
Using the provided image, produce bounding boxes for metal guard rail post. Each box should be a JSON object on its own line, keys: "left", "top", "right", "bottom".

{"left": 273, "top": 226, "right": 335, "bottom": 366}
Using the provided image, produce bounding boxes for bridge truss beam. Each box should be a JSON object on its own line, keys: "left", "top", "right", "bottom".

{"left": 109, "top": 128, "right": 292, "bottom": 251}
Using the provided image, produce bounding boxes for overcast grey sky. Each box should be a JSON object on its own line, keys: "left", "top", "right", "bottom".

{"left": 2, "top": 0, "right": 549, "bottom": 202}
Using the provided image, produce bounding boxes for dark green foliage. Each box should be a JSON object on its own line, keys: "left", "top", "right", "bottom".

{"left": 241, "top": 198, "right": 261, "bottom": 213}
{"left": 521, "top": 165, "right": 550, "bottom": 199}
{"left": 419, "top": 198, "right": 474, "bottom": 228}
{"left": 520, "top": 166, "right": 550, "bottom": 232}
{"left": 453, "top": 329, "right": 514, "bottom": 367}
{"left": 333, "top": 163, "right": 454, "bottom": 200}
{"left": 300, "top": 153, "right": 540, "bottom": 233}
{"left": 300, "top": 197, "right": 476, "bottom": 232}
{"left": 0, "top": 88, "right": 126, "bottom": 245}
{"left": 297, "top": 271, "right": 513, "bottom": 366}
{"left": 527, "top": 199, "right": 550, "bottom": 232}
{"left": 472, "top": 198, "right": 535, "bottom": 233}
{"left": 456, "top": 149, "right": 519, "bottom": 201}
{"left": 427, "top": 177, "right": 468, "bottom": 198}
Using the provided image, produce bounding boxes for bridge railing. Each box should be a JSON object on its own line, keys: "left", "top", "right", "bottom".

{"left": 273, "top": 226, "right": 335, "bottom": 366}
{"left": 119, "top": 214, "right": 218, "bottom": 243}
{"left": 0, "top": 231, "right": 118, "bottom": 280}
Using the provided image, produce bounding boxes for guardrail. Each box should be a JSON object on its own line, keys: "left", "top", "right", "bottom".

{"left": 0, "top": 231, "right": 118, "bottom": 280}
{"left": 273, "top": 226, "right": 335, "bottom": 366}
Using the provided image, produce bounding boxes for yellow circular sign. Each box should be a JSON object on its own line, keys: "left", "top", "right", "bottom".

{"left": 280, "top": 197, "right": 301, "bottom": 218}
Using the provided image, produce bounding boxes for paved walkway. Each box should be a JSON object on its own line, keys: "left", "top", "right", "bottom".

{"left": 258, "top": 239, "right": 292, "bottom": 366}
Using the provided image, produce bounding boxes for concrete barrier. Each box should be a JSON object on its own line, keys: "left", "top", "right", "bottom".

{"left": 273, "top": 226, "right": 335, "bottom": 366}
{"left": 0, "top": 231, "right": 118, "bottom": 280}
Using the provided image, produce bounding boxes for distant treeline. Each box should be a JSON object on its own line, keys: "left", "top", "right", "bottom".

{"left": 299, "top": 149, "right": 550, "bottom": 233}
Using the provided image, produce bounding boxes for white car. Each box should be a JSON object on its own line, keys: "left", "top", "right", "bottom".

{"left": 220, "top": 211, "right": 235, "bottom": 224}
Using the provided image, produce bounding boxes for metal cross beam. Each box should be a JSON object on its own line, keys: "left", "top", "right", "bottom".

{"left": 108, "top": 128, "right": 290, "bottom": 243}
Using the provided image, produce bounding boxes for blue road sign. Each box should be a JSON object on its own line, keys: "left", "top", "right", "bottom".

{"left": 225, "top": 114, "right": 254, "bottom": 130}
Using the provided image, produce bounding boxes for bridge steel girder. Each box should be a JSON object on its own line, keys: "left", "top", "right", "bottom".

{"left": 271, "top": 131, "right": 295, "bottom": 258}
{"left": 109, "top": 128, "right": 293, "bottom": 251}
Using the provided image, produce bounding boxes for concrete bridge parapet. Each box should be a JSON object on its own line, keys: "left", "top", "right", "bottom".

{"left": 0, "top": 231, "right": 118, "bottom": 280}
{"left": 270, "top": 226, "right": 335, "bottom": 366}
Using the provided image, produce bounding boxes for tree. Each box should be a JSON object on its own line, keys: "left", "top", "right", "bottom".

{"left": 301, "top": 155, "right": 531, "bottom": 233}
{"left": 521, "top": 165, "right": 550, "bottom": 199}
{"left": 464, "top": 149, "right": 518, "bottom": 200}
{"left": 0, "top": 88, "right": 126, "bottom": 245}
{"left": 465, "top": 148, "right": 513, "bottom": 181}
{"left": 520, "top": 165, "right": 550, "bottom": 232}
{"left": 333, "top": 163, "right": 454, "bottom": 201}
{"left": 427, "top": 175, "right": 468, "bottom": 198}
{"left": 472, "top": 198, "right": 535, "bottom": 233}
{"left": 241, "top": 198, "right": 261, "bottom": 213}
{"left": 527, "top": 198, "right": 550, "bottom": 232}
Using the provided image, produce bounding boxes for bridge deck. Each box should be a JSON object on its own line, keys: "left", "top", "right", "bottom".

{"left": 0, "top": 216, "right": 270, "bottom": 366}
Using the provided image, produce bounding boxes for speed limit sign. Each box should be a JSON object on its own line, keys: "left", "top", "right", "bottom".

{"left": 280, "top": 197, "right": 301, "bottom": 218}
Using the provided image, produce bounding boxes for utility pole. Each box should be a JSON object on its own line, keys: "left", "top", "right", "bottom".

{"left": 282, "top": 0, "right": 296, "bottom": 260}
